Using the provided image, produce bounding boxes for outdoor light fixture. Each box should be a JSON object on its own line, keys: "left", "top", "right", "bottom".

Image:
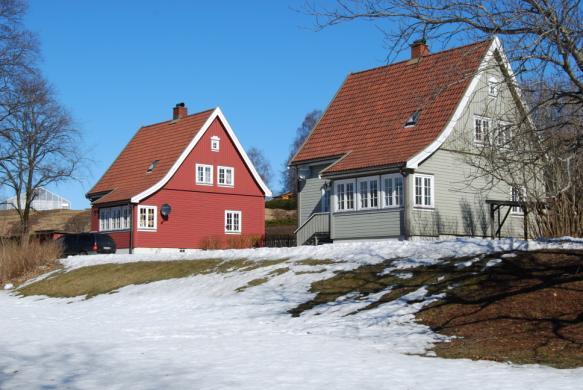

{"left": 160, "top": 203, "right": 172, "bottom": 218}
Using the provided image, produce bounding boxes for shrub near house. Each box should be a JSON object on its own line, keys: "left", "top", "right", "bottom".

{"left": 86, "top": 104, "right": 271, "bottom": 253}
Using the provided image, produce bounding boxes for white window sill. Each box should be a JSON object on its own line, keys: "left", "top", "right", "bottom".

{"left": 218, "top": 184, "right": 234, "bottom": 188}
{"left": 138, "top": 228, "right": 157, "bottom": 232}
{"left": 196, "top": 182, "right": 213, "bottom": 186}
{"left": 99, "top": 229, "right": 130, "bottom": 233}
{"left": 225, "top": 231, "right": 241, "bottom": 235}
{"left": 413, "top": 205, "right": 435, "bottom": 211}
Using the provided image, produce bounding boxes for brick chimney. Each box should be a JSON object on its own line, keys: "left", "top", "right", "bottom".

{"left": 173, "top": 102, "right": 187, "bottom": 120}
{"left": 410, "top": 39, "right": 429, "bottom": 59}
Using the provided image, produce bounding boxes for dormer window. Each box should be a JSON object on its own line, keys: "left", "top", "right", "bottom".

{"left": 488, "top": 77, "right": 499, "bottom": 97}
{"left": 146, "top": 160, "right": 159, "bottom": 173}
{"left": 404, "top": 111, "right": 420, "bottom": 127}
{"left": 211, "top": 136, "right": 220, "bottom": 152}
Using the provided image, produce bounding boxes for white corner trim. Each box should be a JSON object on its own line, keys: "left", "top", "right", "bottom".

{"left": 406, "top": 37, "right": 505, "bottom": 169}
{"left": 131, "top": 107, "right": 272, "bottom": 202}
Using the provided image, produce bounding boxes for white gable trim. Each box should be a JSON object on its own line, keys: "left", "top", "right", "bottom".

{"left": 406, "top": 37, "right": 509, "bottom": 169}
{"left": 131, "top": 107, "right": 271, "bottom": 203}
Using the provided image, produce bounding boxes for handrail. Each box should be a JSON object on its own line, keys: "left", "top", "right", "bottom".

{"left": 294, "top": 212, "right": 330, "bottom": 234}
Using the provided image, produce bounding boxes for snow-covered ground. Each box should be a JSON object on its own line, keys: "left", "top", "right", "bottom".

{"left": 1, "top": 238, "right": 583, "bottom": 389}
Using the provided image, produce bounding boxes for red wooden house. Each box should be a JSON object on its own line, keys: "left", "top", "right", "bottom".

{"left": 86, "top": 104, "right": 271, "bottom": 253}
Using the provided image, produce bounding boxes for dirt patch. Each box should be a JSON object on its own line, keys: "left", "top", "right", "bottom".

{"left": 417, "top": 250, "right": 583, "bottom": 368}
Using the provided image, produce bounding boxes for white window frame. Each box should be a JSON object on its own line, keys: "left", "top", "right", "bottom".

{"left": 196, "top": 163, "right": 213, "bottom": 185}
{"left": 357, "top": 176, "right": 380, "bottom": 210}
{"left": 99, "top": 205, "right": 131, "bottom": 232}
{"left": 511, "top": 186, "right": 525, "bottom": 215}
{"left": 474, "top": 115, "right": 491, "bottom": 144}
{"left": 488, "top": 76, "right": 499, "bottom": 97}
{"left": 138, "top": 205, "right": 157, "bottom": 231}
{"left": 225, "top": 210, "right": 242, "bottom": 234}
{"left": 211, "top": 136, "right": 220, "bottom": 152}
{"left": 334, "top": 179, "right": 356, "bottom": 212}
{"left": 413, "top": 174, "right": 435, "bottom": 209}
{"left": 217, "top": 166, "right": 234, "bottom": 187}
{"left": 495, "top": 121, "right": 512, "bottom": 148}
{"left": 381, "top": 174, "right": 404, "bottom": 208}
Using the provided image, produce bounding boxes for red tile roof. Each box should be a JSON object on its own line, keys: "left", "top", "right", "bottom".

{"left": 87, "top": 109, "right": 214, "bottom": 205}
{"left": 291, "top": 39, "right": 493, "bottom": 174}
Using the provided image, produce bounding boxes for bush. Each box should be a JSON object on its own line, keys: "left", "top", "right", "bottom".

{"left": 0, "top": 239, "right": 62, "bottom": 284}
{"left": 265, "top": 198, "right": 296, "bottom": 210}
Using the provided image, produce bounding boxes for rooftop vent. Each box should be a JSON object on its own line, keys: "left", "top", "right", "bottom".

{"left": 405, "top": 111, "right": 421, "bottom": 127}
{"left": 147, "top": 160, "right": 159, "bottom": 173}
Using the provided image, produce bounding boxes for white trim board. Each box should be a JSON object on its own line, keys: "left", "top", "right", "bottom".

{"left": 131, "top": 107, "right": 272, "bottom": 203}
{"left": 406, "top": 37, "right": 512, "bottom": 169}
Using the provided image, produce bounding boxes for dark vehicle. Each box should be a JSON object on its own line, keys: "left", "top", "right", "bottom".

{"left": 57, "top": 233, "right": 116, "bottom": 256}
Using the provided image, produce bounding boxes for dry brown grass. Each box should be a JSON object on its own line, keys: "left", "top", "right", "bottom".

{"left": 0, "top": 239, "right": 63, "bottom": 285}
{"left": 200, "top": 235, "right": 263, "bottom": 249}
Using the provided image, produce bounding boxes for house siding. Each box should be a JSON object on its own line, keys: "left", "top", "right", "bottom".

{"left": 298, "top": 164, "right": 330, "bottom": 225}
{"left": 93, "top": 117, "right": 265, "bottom": 250}
{"left": 407, "top": 60, "right": 528, "bottom": 238}
{"left": 408, "top": 149, "right": 524, "bottom": 237}
{"left": 332, "top": 209, "right": 402, "bottom": 240}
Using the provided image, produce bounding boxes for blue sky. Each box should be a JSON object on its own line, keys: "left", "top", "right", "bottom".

{"left": 24, "top": 0, "right": 402, "bottom": 209}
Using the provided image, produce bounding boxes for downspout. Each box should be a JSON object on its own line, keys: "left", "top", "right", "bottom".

{"left": 129, "top": 203, "right": 134, "bottom": 254}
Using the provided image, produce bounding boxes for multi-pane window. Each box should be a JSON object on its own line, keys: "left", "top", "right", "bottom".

{"left": 488, "top": 77, "right": 499, "bottom": 97}
{"left": 196, "top": 163, "right": 213, "bottom": 185}
{"left": 138, "top": 205, "right": 157, "bottom": 230}
{"left": 496, "top": 123, "right": 512, "bottom": 147}
{"left": 511, "top": 186, "right": 525, "bottom": 214}
{"left": 474, "top": 116, "right": 491, "bottom": 143}
{"left": 99, "top": 206, "right": 131, "bottom": 231}
{"left": 335, "top": 180, "right": 355, "bottom": 211}
{"left": 359, "top": 177, "right": 379, "bottom": 209}
{"left": 211, "top": 136, "right": 220, "bottom": 152}
{"left": 414, "top": 174, "right": 434, "bottom": 208}
{"left": 218, "top": 166, "right": 234, "bottom": 187}
{"left": 225, "top": 210, "right": 241, "bottom": 233}
{"left": 383, "top": 175, "right": 403, "bottom": 207}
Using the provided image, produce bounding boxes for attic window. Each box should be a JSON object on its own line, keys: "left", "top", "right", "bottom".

{"left": 488, "top": 77, "right": 499, "bottom": 97}
{"left": 405, "top": 111, "right": 420, "bottom": 127}
{"left": 211, "top": 136, "right": 220, "bottom": 152}
{"left": 146, "top": 160, "right": 159, "bottom": 173}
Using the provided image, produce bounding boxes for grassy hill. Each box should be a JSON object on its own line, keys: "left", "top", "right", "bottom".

{"left": 0, "top": 209, "right": 90, "bottom": 237}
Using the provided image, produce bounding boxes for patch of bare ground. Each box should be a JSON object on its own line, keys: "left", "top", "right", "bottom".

{"left": 417, "top": 250, "right": 583, "bottom": 368}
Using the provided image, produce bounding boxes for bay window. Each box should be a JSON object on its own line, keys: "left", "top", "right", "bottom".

{"left": 99, "top": 205, "right": 131, "bottom": 231}
{"left": 335, "top": 180, "right": 355, "bottom": 211}
{"left": 382, "top": 174, "right": 403, "bottom": 207}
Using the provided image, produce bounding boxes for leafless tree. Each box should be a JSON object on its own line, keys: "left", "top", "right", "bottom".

{"left": 247, "top": 146, "right": 273, "bottom": 188}
{"left": 0, "top": 76, "right": 82, "bottom": 240}
{"left": 282, "top": 109, "right": 322, "bottom": 192}
{"left": 306, "top": 0, "right": 582, "bottom": 236}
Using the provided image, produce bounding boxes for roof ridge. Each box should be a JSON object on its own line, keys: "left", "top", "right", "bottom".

{"left": 139, "top": 107, "right": 216, "bottom": 129}
{"left": 349, "top": 38, "right": 493, "bottom": 77}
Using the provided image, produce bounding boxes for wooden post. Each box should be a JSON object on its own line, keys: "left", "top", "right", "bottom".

{"left": 523, "top": 206, "right": 528, "bottom": 240}
{"left": 490, "top": 203, "right": 495, "bottom": 239}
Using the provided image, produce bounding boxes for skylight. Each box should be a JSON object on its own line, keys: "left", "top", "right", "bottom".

{"left": 405, "top": 111, "right": 421, "bottom": 127}
{"left": 146, "top": 160, "right": 159, "bottom": 173}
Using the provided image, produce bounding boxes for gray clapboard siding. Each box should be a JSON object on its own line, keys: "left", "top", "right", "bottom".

{"left": 296, "top": 213, "right": 330, "bottom": 245}
{"left": 298, "top": 164, "right": 330, "bottom": 225}
{"left": 332, "top": 209, "right": 402, "bottom": 240}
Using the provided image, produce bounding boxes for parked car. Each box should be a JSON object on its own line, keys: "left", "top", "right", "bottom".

{"left": 57, "top": 233, "right": 116, "bottom": 256}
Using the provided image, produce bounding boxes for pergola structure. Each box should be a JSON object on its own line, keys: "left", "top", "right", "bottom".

{"left": 486, "top": 200, "right": 543, "bottom": 240}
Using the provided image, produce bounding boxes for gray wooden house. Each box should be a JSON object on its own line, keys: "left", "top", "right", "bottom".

{"left": 290, "top": 38, "right": 531, "bottom": 245}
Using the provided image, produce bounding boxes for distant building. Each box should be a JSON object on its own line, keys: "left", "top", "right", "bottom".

{"left": 0, "top": 187, "right": 71, "bottom": 211}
